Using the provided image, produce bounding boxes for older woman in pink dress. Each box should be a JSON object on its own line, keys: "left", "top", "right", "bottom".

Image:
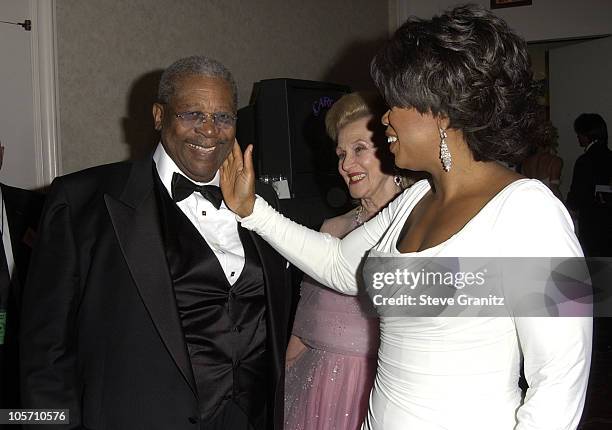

{"left": 283, "top": 92, "right": 411, "bottom": 430}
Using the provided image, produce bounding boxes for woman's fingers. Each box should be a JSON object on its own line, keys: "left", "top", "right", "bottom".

{"left": 243, "top": 144, "right": 254, "bottom": 179}
{"left": 220, "top": 140, "right": 256, "bottom": 217}
{"left": 221, "top": 140, "right": 242, "bottom": 181}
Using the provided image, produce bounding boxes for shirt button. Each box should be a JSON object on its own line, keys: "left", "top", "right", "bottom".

{"left": 188, "top": 416, "right": 197, "bottom": 424}
{"left": 233, "top": 325, "right": 242, "bottom": 333}
{"left": 201, "top": 210, "right": 206, "bottom": 216}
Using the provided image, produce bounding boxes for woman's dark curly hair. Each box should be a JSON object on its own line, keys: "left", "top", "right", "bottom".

{"left": 370, "top": 4, "right": 537, "bottom": 164}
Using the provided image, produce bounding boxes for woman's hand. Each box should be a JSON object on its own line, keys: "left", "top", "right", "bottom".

{"left": 220, "top": 140, "right": 256, "bottom": 217}
{"left": 285, "top": 335, "right": 308, "bottom": 369}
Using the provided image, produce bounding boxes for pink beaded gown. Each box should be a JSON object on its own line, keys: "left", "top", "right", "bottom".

{"left": 284, "top": 215, "right": 379, "bottom": 430}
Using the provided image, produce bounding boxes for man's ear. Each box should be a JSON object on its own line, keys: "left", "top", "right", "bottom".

{"left": 152, "top": 103, "right": 164, "bottom": 131}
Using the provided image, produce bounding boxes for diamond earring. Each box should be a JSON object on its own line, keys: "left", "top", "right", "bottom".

{"left": 439, "top": 128, "right": 452, "bottom": 172}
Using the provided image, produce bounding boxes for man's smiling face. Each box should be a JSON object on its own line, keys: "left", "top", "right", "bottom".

{"left": 153, "top": 75, "right": 236, "bottom": 182}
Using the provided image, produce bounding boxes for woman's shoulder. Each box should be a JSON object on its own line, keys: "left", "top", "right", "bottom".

{"left": 538, "top": 152, "right": 562, "bottom": 170}
{"left": 323, "top": 181, "right": 431, "bottom": 236}
{"left": 404, "top": 178, "right": 430, "bottom": 193}
{"left": 549, "top": 154, "right": 563, "bottom": 169}
{"left": 392, "top": 179, "right": 431, "bottom": 208}
{"left": 321, "top": 210, "right": 359, "bottom": 237}
{"left": 497, "top": 177, "right": 557, "bottom": 200}
{"left": 490, "top": 179, "right": 581, "bottom": 256}
{"left": 491, "top": 178, "right": 565, "bottom": 216}
{"left": 370, "top": 179, "right": 432, "bottom": 227}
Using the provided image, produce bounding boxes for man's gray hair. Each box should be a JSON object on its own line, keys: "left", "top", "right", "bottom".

{"left": 157, "top": 56, "right": 238, "bottom": 109}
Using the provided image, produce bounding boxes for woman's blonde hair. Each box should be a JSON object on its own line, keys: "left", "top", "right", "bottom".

{"left": 325, "top": 91, "right": 420, "bottom": 190}
{"left": 325, "top": 91, "right": 387, "bottom": 142}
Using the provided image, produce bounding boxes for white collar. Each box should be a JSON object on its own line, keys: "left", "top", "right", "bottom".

{"left": 584, "top": 140, "right": 597, "bottom": 153}
{"left": 152, "top": 142, "right": 220, "bottom": 197}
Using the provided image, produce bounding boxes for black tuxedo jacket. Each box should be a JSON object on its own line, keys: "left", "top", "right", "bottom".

{"left": 567, "top": 141, "right": 612, "bottom": 256}
{"left": 567, "top": 141, "right": 612, "bottom": 212}
{"left": 20, "top": 158, "right": 292, "bottom": 430}
{"left": 0, "top": 184, "right": 44, "bottom": 291}
{"left": 0, "top": 184, "right": 44, "bottom": 410}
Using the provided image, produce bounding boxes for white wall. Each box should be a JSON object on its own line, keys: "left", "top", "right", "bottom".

{"left": 549, "top": 37, "right": 612, "bottom": 198}
{"left": 396, "top": 0, "right": 612, "bottom": 41}
{"left": 57, "top": 0, "right": 388, "bottom": 174}
{"left": 0, "top": 0, "right": 37, "bottom": 189}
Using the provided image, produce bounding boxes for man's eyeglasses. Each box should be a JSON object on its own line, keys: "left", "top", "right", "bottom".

{"left": 174, "top": 111, "right": 237, "bottom": 129}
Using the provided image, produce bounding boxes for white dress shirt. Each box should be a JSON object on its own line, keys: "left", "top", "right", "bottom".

{"left": 153, "top": 143, "right": 244, "bottom": 284}
{"left": 0, "top": 188, "right": 16, "bottom": 281}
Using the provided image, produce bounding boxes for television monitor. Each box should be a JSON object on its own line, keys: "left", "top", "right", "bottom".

{"left": 237, "top": 78, "right": 352, "bottom": 228}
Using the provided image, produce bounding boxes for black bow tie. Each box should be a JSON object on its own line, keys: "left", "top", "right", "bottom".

{"left": 171, "top": 172, "right": 223, "bottom": 209}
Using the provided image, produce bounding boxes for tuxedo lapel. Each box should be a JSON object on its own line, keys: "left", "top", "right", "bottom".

{"left": 104, "top": 159, "right": 197, "bottom": 396}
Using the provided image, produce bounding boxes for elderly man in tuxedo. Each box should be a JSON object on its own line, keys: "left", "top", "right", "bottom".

{"left": 20, "top": 56, "right": 292, "bottom": 430}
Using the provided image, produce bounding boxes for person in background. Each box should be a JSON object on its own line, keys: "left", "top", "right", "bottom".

{"left": 0, "top": 143, "right": 44, "bottom": 414}
{"left": 20, "top": 56, "right": 291, "bottom": 430}
{"left": 567, "top": 112, "right": 612, "bottom": 257}
{"left": 567, "top": 113, "right": 612, "bottom": 355}
{"left": 521, "top": 118, "right": 563, "bottom": 199}
{"left": 220, "top": 5, "right": 591, "bottom": 429}
{"left": 284, "top": 92, "right": 412, "bottom": 430}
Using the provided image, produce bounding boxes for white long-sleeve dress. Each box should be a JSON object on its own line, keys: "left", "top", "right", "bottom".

{"left": 240, "top": 179, "right": 592, "bottom": 430}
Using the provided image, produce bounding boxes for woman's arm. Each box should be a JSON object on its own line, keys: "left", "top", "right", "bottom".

{"left": 514, "top": 317, "right": 591, "bottom": 429}
{"left": 240, "top": 196, "right": 387, "bottom": 295}
{"left": 497, "top": 182, "right": 592, "bottom": 429}
{"left": 221, "top": 141, "right": 394, "bottom": 295}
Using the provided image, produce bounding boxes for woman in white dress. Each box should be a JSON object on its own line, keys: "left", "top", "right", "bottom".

{"left": 220, "top": 5, "right": 592, "bottom": 429}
